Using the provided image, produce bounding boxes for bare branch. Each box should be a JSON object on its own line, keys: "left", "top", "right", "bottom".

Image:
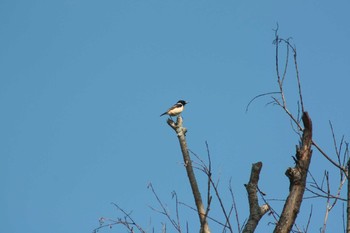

{"left": 305, "top": 186, "right": 347, "bottom": 202}
{"left": 179, "top": 201, "right": 227, "bottom": 228}
{"left": 229, "top": 178, "right": 242, "bottom": 233}
{"left": 343, "top": 203, "right": 346, "bottom": 233}
{"left": 243, "top": 162, "right": 270, "bottom": 233}
{"left": 147, "top": 183, "right": 181, "bottom": 232}
{"left": 205, "top": 142, "right": 213, "bottom": 221}
{"left": 304, "top": 205, "right": 313, "bottom": 233}
{"left": 274, "top": 31, "right": 287, "bottom": 108}
{"left": 92, "top": 203, "right": 146, "bottom": 233}
{"left": 166, "top": 116, "right": 210, "bottom": 233}
{"left": 246, "top": 92, "right": 281, "bottom": 113}
{"left": 273, "top": 112, "right": 313, "bottom": 233}
{"left": 292, "top": 45, "right": 305, "bottom": 113}
{"left": 190, "top": 145, "right": 233, "bottom": 233}
{"left": 346, "top": 159, "right": 350, "bottom": 233}
{"left": 172, "top": 191, "right": 182, "bottom": 233}
{"left": 312, "top": 141, "right": 346, "bottom": 173}
{"left": 321, "top": 172, "right": 330, "bottom": 233}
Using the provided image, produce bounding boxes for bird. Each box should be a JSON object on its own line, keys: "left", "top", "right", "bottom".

{"left": 160, "top": 100, "right": 188, "bottom": 117}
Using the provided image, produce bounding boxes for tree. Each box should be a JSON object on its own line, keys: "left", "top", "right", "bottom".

{"left": 94, "top": 29, "right": 349, "bottom": 233}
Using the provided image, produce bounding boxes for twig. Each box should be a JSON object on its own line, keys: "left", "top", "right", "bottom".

{"left": 346, "top": 159, "right": 350, "bottom": 232}
{"left": 179, "top": 201, "right": 227, "bottom": 227}
{"left": 205, "top": 141, "right": 213, "bottom": 221}
{"left": 246, "top": 92, "right": 281, "bottom": 113}
{"left": 229, "top": 178, "right": 241, "bottom": 233}
{"left": 172, "top": 191, "right": 182, "bottom": 233}
{"left": 147, "top": 183, "right": 181, "bottom": 232}
{"left": 190, "top": 145, "right": 233, "bottom": 233}
{"left": 321, "top": 172, "right": 330, "bottom": 233}
{"left": 304, "top": 205, "right": 313, "bottom": 233}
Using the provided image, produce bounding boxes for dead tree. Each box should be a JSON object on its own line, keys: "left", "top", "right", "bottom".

{"left": 95, "top": 28, "right": 348, "bottom": 233}
{"left": 266, "top": 28, "right": 348, "bottom": 232}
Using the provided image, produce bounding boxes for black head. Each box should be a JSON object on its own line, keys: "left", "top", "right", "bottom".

{"left": 177, "top": 100, "right": 188, "bottom": 105}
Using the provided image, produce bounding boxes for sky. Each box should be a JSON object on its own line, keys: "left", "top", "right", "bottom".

{"left": 1, "top": 1, "right": 350, "bottom": 233}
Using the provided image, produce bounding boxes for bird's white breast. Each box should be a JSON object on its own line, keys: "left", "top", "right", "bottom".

{"left": 168, "top": 105, "right": 184, "bottom": 116}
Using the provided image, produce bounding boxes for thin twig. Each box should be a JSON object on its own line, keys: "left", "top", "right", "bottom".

{"left": 190, "top": 146, "right": 233, "bottom": 233}
{"left": 229, "top": 178, "right": 241, "bottom": 233}
{"left": 147, "top": 183, "right": 181, "bottom": 232}
{"left": 179, "top": 201, "right": 227, "bottom": 227}
{"left": 304, "top": 205, "right": 313, "bottom": 233}
{"left": 246, "top": 92, "right": 281, "bottom": 113}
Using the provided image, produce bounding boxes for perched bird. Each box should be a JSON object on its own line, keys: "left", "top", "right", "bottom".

{"left": 160, "top": 100, "right": 188, "bottom": 117}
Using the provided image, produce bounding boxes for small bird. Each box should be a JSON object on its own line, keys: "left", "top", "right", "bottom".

{"left": 160, "top": 100, "right": 188, "bottom": 117}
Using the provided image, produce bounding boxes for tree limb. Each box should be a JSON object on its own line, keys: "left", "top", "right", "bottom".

{"left": 242, "top": 162, "right": 270, "bottom": 233}
{"left": 347, "top": 160, "right": 350, "bottom": 233}
{"left": 273, "top": 112, "right": 313, "bottom": 233}
{"left": 167, "top": 116, "right": 210, "bottom": 233}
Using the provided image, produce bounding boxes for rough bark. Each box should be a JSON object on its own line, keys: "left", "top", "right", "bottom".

{"left": 167, "top": 116, "right": 210, "bottom": 233}
{"left": 242, "top": 162, "right": 270, "bottom": 233}
{"left": 273, "top": 112, "right": 313, "bottom": 233}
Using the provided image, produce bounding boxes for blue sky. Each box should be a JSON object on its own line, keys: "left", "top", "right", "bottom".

{"left": 1, "top": 1, "right": 350, "bottom": 232}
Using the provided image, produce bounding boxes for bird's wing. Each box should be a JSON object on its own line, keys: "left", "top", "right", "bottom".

{"left": 160, "top": 103, "right": 183, "bottom": 116}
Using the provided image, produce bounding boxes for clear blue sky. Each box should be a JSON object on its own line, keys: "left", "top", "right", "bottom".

{"left": 1, "top": 1, "right": 349, "bottom": 232}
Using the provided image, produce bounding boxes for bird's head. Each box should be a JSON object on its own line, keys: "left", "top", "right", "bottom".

{"left": 177, "top": 100, "right": 188, "bottom": 106}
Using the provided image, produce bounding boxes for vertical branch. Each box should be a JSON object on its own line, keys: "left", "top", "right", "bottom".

{"left": 274, "top": 30, "right": 287, "bottom": 108}
{"left": 173, "top": 191, "right": 182, "bottom": 233}
{"left": 191, "top": 144, "right": 234, "bottom": 233}
{"left": 242, "top": 162, "right": 270, "bottom": 233}
{"left": 273, "top": 112, "right": 313, "bottom": 233}
{"left": 229, "top": 179, "right": 242, "bottom": 233}
{"left": 347, "top": 159, "right": 350, "bottom": 233}
{"left": 205, "top": 141, "right": 212, "bottom": 221}
{"left": 304, "top": 205, "right": 313, "bottom": 233}
{"left": 167, "top": 116, "right": 210, "bottom": 233}
{"left": 321, "top": 172, "right": 330, "bottom": 233}
{"left": 147, "top": 183, "right": 181, "bottom": 232}
{"left": 293, "top": 47, "right": 305, "bottom": 113}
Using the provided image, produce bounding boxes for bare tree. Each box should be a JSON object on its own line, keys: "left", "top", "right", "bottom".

{"left": 94, "top": 28, "right": 348, "bottom": 233}
{"left": 269, "top": 28, "right": 348, "bottom": 233}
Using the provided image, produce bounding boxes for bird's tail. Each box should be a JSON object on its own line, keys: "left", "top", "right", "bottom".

{"left": 160, "top": 112, "right": 167, "bottom": 117}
